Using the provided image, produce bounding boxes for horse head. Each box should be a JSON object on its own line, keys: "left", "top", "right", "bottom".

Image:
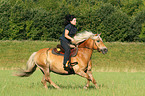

{"left": 91, "top": 33, "right": 108, "bottom": 54}
{"left": 74, "top": 31, "right": 108, "bottom": 54}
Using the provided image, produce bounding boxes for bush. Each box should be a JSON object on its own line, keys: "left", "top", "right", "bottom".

{"left": 129, "top": 10, "right": 145, "bottom": 41}
{"left": 95, "top": 4, "right": 131, "bottom": 42}
{"left": 0, "top": 0, "right": 145, "bottom": 42}
{"left": 0, "top": 0, "right": 11, "bottom": 40}
{"left": 139, "top": 23, "right": 145, "bottom": 41}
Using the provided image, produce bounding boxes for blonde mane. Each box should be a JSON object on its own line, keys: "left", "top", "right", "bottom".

{"left": 73, "top": 31, "right": 94, "bottom": 43}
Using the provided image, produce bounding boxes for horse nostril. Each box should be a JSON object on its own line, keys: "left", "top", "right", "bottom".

{"left": 101, "top": 48, "right": 108, "bottom": 54}
{"left": 104, "top": 48, "right": 108, "bottom": 52}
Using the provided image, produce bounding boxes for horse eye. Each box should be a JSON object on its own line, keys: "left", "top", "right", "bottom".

{"left": 97, "top": 40, "right": 100, "bottom": 43}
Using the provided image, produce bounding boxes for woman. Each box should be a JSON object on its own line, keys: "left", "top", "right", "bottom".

{"left": 59, "top": 15, "right": 77, "bottom": 69}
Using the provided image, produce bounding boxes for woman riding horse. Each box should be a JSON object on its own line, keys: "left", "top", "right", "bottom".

{"left": 15, "top": 31, "right": 108, "bottom": 89}
{"left": 59, "top": 14, "right": 77, "bottom": 69}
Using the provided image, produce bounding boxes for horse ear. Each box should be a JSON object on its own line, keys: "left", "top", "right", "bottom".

{"left": 95, "top": 32, "right": 98, "bottom": 36}
{"left": 95, "top": 32, "right": 100, "bottom": 36}
{"left": 95, "top": 34, "right": 97, "bottom": 36}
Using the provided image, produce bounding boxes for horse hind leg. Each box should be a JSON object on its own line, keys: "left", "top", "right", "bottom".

{"left": 39, "top": 66, "right": 60, "bottom": 89}
{"left": 39, "top": 68, "right": 48, "bottom": 89}
{"left": 44, "top": 68, "right": 60, "bottom": 89}
{"left": 41, "top": 75, "right": 48, "bottom": 89}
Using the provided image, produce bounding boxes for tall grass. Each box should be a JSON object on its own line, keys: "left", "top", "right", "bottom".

{"left": 92, "top": 42, "right": 145, "bottom": 72}
{"left": 0, "top": 40, "right": 145, "bottom": 72}
{"left": 0, "top": 40, "right": 57, "bottom": 69}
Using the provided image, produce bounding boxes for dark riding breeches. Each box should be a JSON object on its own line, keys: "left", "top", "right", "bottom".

{"left": 60, "top": 40, "right": 71, "bottom": 65}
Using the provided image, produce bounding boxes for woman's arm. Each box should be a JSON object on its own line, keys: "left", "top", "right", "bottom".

{"left": 65, "top": 29, "right": 76, "bottom": 43}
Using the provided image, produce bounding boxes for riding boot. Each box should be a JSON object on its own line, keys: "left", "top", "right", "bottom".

{"left": 63, "top": 61, "right": 69, "bottom": 69}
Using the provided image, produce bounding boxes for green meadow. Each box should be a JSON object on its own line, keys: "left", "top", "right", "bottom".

{"left": 0, "top": 40, "right": 144, "bottom": 71}
{"left": 0, "top": 70, "right": 144, "bottom": 96}
{"left": 0, "top": 41, "right": 145, "bottom": 96}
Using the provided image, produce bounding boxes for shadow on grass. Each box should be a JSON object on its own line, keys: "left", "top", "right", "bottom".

{"left": 46, "top": 83, "right": 108, "bottom": 89}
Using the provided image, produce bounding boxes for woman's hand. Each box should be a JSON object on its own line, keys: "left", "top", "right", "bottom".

{"left": 71, "top": 39, "right": 76, "bottom": 44}
{"left": 65, "top": 29, "right": 76, "bottom": 44}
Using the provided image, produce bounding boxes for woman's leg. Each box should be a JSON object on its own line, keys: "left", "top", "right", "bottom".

{"left": 60, "top": 40, "right": 71, "bottom": 67}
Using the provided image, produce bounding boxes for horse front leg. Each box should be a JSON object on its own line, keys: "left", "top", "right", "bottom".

{"left": 84, "top": 80, "right": 90, "bottom": 89}
{"left": 76, "top": 69, "right": 98, "bottom": 89}
{"left": 87, "top": 70, "right": 98, "bottom": 89}
{"left": 86, "top": 60, "right": 98, "bottom": 89}
{"left": 76, "top": 60, "right": 98, "bottom": 89}
{"left": 75, "top": 69, "right": 91, "bottom": 87}
{"left": 83, "top": 60, "right": 92, "bottom": 89}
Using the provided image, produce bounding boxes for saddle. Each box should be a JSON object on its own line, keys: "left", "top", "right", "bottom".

{"left": 52, "top": 44, "right": 78, "bottom": 57}
{"left": 52, "top": 44, "right": 78, "bottom": 74}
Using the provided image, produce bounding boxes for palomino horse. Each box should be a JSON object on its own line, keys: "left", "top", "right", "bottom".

{"left": 15, "top": 31, "right": 108, "bottom": 89}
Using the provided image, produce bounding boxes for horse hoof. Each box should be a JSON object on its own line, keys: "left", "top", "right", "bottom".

{"left": 83, "top": 86, "right": 88, "bottom": 89}
{"left": 44, "top": 86, "right": 48, "bottom": 89}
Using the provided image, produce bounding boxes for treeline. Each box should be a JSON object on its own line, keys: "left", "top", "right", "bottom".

{"left": 0, "top": 0, "right": 145, "bottom": 42}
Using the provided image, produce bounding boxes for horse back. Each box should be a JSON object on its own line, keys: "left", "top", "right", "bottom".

{"left": 34, "top": 48, "right": 50, "bottom": 67}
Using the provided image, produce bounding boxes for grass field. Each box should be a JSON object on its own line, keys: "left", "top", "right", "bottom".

{"left": 0, "top": 70, "right": 144, "bottom": 96}
{"left": 0, "top": 41, "right": 145, "bottom": 96}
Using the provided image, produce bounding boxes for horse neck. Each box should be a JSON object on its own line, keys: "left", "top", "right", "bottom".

{"left": 78, "top": 38, "right": 94, "bottom": 59}
{"left": 78, "top": 38, "right": 94, "bottom": 49}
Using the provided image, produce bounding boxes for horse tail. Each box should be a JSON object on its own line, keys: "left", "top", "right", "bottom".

{"left": 14, "top": 52, "right": 37, "bottom": 77}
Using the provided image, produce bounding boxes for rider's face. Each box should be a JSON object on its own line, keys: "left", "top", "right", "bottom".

{"left": 70, "top": 18, "right": 76, "bottom": 25}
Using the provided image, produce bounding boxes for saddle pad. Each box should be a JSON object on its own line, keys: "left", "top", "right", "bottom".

{"left": 52, "top": 48, "right": 78, "bottom": 57}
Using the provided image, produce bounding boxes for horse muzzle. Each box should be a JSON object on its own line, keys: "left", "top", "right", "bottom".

{"left": 101, "top": 48, "right": 108, "bottom": 54}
